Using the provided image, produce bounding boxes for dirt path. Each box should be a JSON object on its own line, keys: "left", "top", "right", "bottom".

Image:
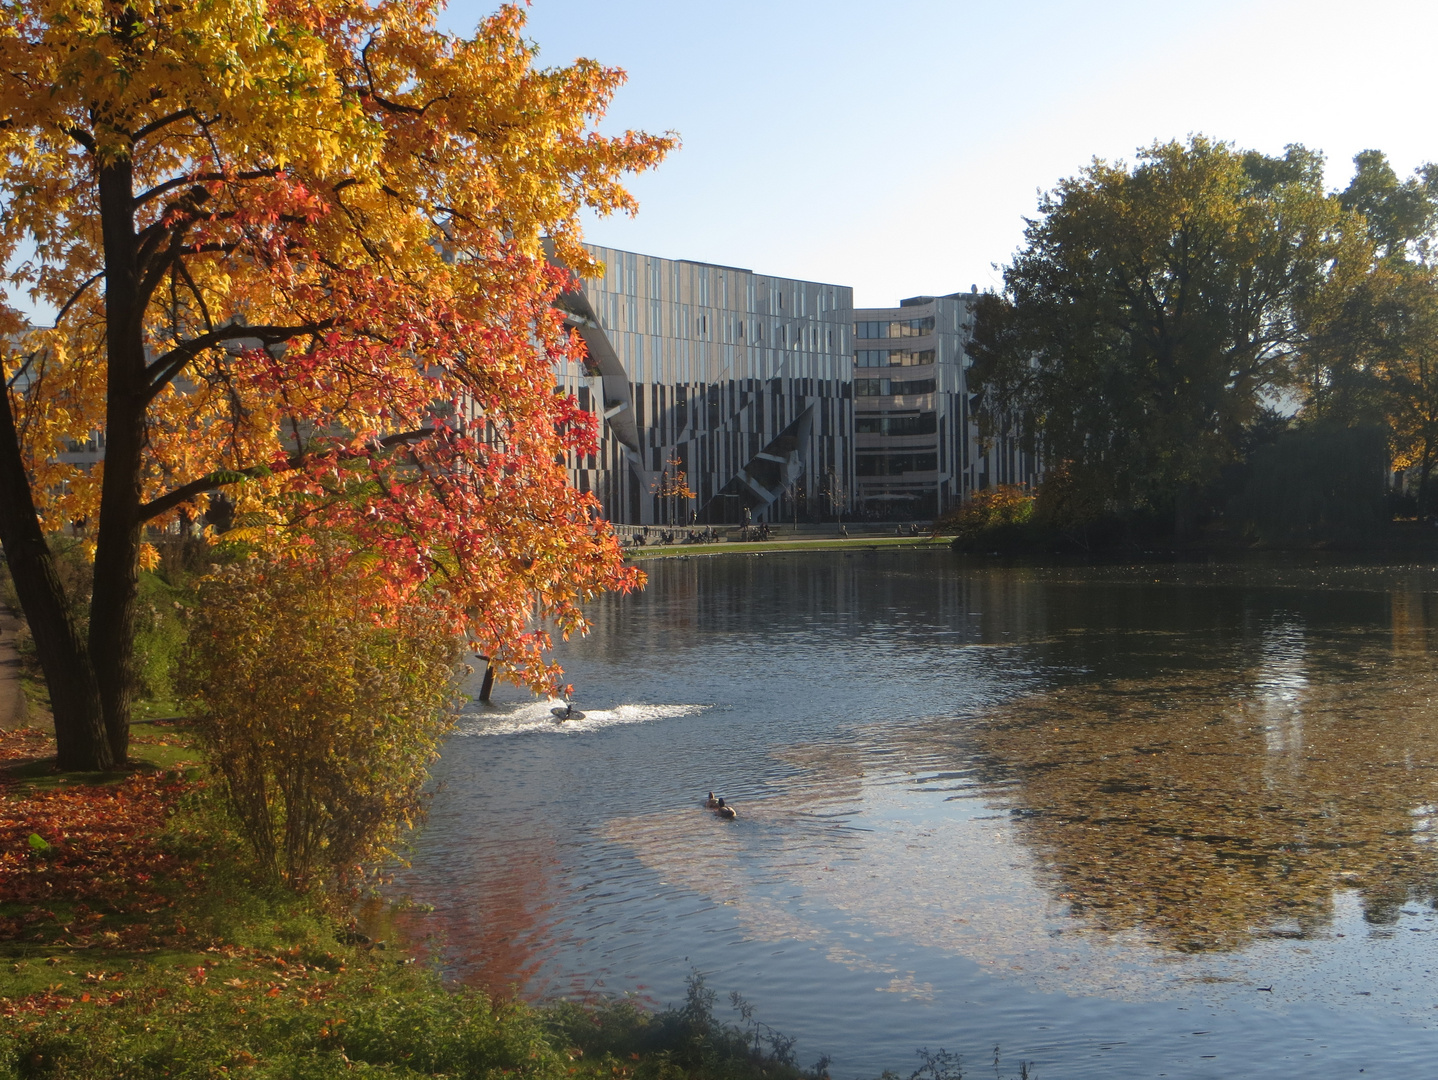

{"left": 0, "top": 605, "right": 30, "bottom": 731}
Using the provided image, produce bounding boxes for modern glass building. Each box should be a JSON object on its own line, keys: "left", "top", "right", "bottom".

{"left": 853, "top": 293, "right": 1040, "bottom": 519}
{"left": 555, "top": 246, "right": 855, "bottom": 526}
{"left": 555, "top": 246, "right": 1040, "bottom": 526}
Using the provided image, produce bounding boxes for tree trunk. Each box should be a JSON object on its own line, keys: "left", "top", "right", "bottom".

{"left": 0, "top": 381, "right": 111, "bottom": 770}
{"left": 90, "top": 158, "right": 146, "bottom": 765}
{"left": 1418, "top": 450, "right": 1434, "bottom": 520}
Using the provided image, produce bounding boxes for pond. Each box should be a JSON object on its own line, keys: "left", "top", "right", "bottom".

{"left": 391, "top": 550, "right": 1438, "bottom": 1078}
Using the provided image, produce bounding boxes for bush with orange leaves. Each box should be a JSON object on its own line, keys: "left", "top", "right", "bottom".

{"left": 935, "top": 484, "right": 1038, "bottom": 550}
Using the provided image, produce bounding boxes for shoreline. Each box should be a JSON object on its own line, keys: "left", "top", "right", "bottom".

{"left": 624, "top": 535, "right": 949, "bottom": 559}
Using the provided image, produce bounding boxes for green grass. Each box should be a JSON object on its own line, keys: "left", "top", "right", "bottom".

{"left": 0, "top": 719, "right": 203, "bottom": 794}
{"left": 1, "top": 770, "right": 831, "bottom": 1080}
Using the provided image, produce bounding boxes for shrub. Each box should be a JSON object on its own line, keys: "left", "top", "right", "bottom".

{"left": 936, "top": 485, "right": 1037, "bottom": 550}
{"left": 182, "top": 551, "right": 461, "bottom": 890}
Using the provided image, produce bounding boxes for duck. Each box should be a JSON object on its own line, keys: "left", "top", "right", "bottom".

{"left": 705, "top": 791, "right": 720, "bottom": 808}
{"left": 714, "top": 797, "right": 737, "bottom": 820}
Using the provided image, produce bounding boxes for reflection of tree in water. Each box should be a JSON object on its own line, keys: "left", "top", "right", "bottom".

{"left": 387, "top": 835, "right": 568, "bottom": 997}
{"left": 974, "top": 605, "right": 1438, "bottom": 952}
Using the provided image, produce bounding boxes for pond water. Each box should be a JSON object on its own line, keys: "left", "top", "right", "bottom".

{"left": 392, "top": 550, "right": 1438, "bottom": 1078}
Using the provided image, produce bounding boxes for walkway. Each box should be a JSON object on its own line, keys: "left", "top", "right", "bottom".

{"left": 0, "top": 605, "right": 29, "bottom": 731}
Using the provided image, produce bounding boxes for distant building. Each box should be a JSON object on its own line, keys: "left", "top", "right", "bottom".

{"left": 852, "top": 292, "right": 1040, "bottom": 519}
{"left": 555, "top": 246, "right": 855, "bottom": 526}
{"left": 555, "top": 247, "right": 1041, "bottom": 526}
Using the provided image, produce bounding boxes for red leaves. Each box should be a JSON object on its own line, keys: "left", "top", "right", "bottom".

{"left": 0, "top": 730, "right": 199, "bottom": 947}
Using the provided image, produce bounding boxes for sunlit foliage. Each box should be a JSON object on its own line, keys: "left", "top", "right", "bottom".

{"left": 0, "top": 0, "right": 673, "bottom": 769}
{"left": 183, "top": 550, "right": 461, "bottom": 890}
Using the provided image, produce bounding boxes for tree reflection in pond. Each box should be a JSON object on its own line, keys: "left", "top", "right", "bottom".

{"left": 972, "top": 604, "right": 1438, "bottom": 953}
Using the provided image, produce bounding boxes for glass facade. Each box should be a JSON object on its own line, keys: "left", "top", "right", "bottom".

{"left": 854, "top": 348, "right": 934, "bottom": 368}
{"left": 854, "top": 377, "right": 937, "bottom": 397}
{"left": 852, "top": 293, "right": 1041, "bottom": 519}
{"left": 554, "top": 246, "right": 855, "bottom": 525}
{"left": 855, "top": 317, "right": 934, "bottom": 339}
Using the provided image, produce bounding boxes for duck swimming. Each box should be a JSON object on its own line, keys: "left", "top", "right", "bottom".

{"left": 705, "top": 792, "right": 720, "bottom": 808}
{"left": 714, "top": 797, "right": 737, "bottom": 820}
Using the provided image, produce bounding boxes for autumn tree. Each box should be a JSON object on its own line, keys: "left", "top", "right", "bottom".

{"left": 968, "top": 137, "right": 1371, "bottom": 535}
{"left": 1303, "top": 151, "right": 1438, "bottom": 511}
{"left": 0, "top": 1, "right": 674, "bottom": 770}
{"left": 651, "top": 453, "right": 694, "bottom": 527}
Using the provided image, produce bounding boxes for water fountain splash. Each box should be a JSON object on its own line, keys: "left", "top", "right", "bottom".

{"left": 457, "top": 700, "right": 709, "bottom": 737}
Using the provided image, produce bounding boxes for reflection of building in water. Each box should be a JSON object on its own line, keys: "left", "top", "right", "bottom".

{"left": 552, "top": 246, "right": 1040, "bottom": 525}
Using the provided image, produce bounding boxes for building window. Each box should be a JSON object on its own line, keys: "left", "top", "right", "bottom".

{"left": 855, "top": 452, "right": 939, "bottom": 476}
{"left": 855, "top": 317, "right": 934, "bottom": 340}
{"left": 855, "top": 413, "right": 937, "bottom": 436}
{"left": 854, "top": 378, "right": 936, "bottom": 397}
{"left": 854, "top": 349, "right": 935, "bottom": 368}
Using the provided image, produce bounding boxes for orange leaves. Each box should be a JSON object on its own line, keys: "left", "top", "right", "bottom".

{"left": 0, "top": 730, "right": 198, "bottom": 946}
{"left": 2, "top": 0, "right": 667, "bottom": 709}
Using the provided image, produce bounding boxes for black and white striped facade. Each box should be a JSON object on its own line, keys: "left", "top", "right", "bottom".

{"left": 556, "top": 247, "right": 855, "bottom": 526}
{"left": 555, "top": 246, "right": 1040, "bottom": 525}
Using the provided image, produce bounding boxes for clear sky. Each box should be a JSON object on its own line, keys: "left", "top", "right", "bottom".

{"left": 442, "top": 0, "right": 1438, "bottom": 307}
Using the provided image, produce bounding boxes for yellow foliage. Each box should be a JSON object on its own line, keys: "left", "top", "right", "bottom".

{"left": 936, "top": 484, "right": 1035, "bottom": 542}
{"left": 183, "top": 550, "right": 461, "bottom": 890}
{"left": 0, "top": 0, "right": 673, "bottom": 712}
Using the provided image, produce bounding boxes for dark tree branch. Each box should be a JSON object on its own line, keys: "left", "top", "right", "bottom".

{"left": 138, "top": 427, "right": 434, "bottom": 522}
{"left": 144, "top": 320, "right": 333, "bottom": 401}
{"left": 176, "top": 258, "right": 215, "bottom": 333}
{"left": 134, "top": 167, "right": 281, "bottom": 207}
{"left": 133, "top": 107, "right": 199, "bottom": 143}
{"left": 52, "top": 270, "right": 105, "bottom": 325}
{"left": 4, "top": 350, "right": 39, "bottom": 390}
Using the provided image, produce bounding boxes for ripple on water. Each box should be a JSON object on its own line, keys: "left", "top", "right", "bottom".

{"left": 394, "top": 551, "right": 1438, "bottom": 1079}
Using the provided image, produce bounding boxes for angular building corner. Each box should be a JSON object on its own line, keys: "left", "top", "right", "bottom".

{"left": 553, "top": 245, "right": 1040, "bottom": 526}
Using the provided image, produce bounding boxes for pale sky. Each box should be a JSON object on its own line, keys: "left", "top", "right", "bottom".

{"left": 443, "top": 0, "right": 1438, "bottom": 307}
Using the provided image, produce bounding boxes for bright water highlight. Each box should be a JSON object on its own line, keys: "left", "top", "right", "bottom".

{"left": 393, "top": 550, "right": 1438, "bottom": 1078}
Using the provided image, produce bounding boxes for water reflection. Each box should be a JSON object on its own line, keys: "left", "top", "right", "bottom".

{"left": 971, "top": 646, "right": 1438, "bottom": 951}
{"left": 398, "top": 554, "right": 1438, "bottom": 1077}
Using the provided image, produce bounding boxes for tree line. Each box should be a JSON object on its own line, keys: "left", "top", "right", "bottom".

{"left": 968, "top": 136, "right": 1438, "bottom": 543}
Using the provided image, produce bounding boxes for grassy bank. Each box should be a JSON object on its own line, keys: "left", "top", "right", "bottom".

{"left": 0, "top": 726, "right": 830, "bottom": 1080}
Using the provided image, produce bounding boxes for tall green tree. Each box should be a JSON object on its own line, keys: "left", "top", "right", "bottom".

{"left": 1303, "top": 151, "right": 1438, "bottom": 511}
{"left": 969, "top": 137, "right": 1370, "bottom": 535}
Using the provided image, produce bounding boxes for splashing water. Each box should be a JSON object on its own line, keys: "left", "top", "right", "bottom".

{"left": 457, "top": 700, "right": 709, "bottom": 738}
